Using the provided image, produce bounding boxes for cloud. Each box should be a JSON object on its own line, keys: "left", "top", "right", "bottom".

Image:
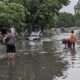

{"left": 60, "top": 0, "right": 79, "bottom": 14}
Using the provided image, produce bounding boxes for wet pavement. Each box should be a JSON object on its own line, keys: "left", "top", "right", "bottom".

{"left": 0, "top": 32, "right": 80, "bottom": 80}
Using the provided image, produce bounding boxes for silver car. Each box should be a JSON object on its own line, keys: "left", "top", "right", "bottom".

{"left": 27, "top": 31, "right": 42, "bottom": 40}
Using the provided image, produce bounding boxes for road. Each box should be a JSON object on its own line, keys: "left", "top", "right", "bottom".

{"left": 0, "top": 31, "right": 80, "bottom": 80}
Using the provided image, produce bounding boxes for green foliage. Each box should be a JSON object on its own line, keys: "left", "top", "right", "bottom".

{"left": 75, "top": 14, "right": 80, "bottom": 27}
{"left": 48, "top": 14, "right": 59, "bottom": 28}
{"left": 24, "top": 0, "right": 70, "bottom": 31}
{"left": 57, "top": 12, "right": 75, "bottom": 27}
{"left": 0, "top": 1, "right": 26, "bottom": 30}
{"left": 0, "top": 0, "right": 70, "bottom": 32}
{"left": 75, "top": 0, "right": 80, "bottom": 27}
{"left": 47, "top": 12, "right": 75, "bottom": 28}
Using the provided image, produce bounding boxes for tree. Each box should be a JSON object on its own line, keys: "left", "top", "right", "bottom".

{"left": 0, "top": 0, "right": 70, "bottom": 33}
{"left": 74, "top": 0, "right": 80, "bottom": 27}
{"left": 57, "top": 12, "right": 75, "bottom": 27}
{"left": 0, "top": 1, "right": 27, "bottom": 32}
{"left": 0, "top": 0, "right": 70, "bottom": 32}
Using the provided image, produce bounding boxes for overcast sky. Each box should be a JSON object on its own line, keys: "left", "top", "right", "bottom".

{"left": 60, "top": 0, "right": 79, "bottom": 14}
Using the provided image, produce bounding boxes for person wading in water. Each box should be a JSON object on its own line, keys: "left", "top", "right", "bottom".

{"left": 62, "top": 30, "right": 77, "bottom": 49}
{"left": 69, "top": 30, "right": 77, "bottom": 49}
{"left": 3, "top": 30, "right": 16, "bottom": 65}
{"left": 62, "top": 35, "right": 71, "bottom": 48}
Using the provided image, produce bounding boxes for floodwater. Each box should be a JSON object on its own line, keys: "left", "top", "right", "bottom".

{"left": 0, "top": 32, "right": 80, "bottom": 80}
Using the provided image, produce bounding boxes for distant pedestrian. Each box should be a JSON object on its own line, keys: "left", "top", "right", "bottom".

{"left": 69, "top": 30, "right": 77, "bottom": 49}
{"left": 3, "top": 30, "right": 16, "bottom": 64}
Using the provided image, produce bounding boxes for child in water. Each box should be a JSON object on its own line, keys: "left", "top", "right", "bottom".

{"left": 62, "top": 35, "right": 71, "bottom": 48}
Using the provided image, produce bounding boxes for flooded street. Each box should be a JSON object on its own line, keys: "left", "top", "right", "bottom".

{"left": 0, "top": 32, "right": 80, "bottom": 80}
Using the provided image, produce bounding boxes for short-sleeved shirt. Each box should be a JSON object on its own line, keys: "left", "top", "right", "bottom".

{"left": 6, "top": 33, "right": 15, "bottom": 45}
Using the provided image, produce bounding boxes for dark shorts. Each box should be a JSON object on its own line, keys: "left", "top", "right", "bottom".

{"left": 6, "top": 44, "right": 16, "bottom": 53}
{"left": 70, "top": 42, "right": 75, "bottom": 47}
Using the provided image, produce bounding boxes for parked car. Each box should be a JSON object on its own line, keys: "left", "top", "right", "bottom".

{"left": 27, "top": 31, "right": 42, "bottom": 40}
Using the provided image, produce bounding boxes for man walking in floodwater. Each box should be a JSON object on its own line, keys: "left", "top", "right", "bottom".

{"left": 69, "top": 30, "right": 77, "bottom": 49}
{"left": 62, "top": 30, "right": 77, "bottom": 49}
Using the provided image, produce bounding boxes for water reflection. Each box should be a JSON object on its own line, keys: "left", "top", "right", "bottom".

{"left": 7, "top": 60, "right": 16, "bottom": 80}
{"left": 69, "top": 49, "right": 76, "bottom": 68}
{"left": 16, "top": 52, "right": 67, "bottom": 80}
{"left": 54, "top": 32, "right": 80, "bottom": 80}
{"left": 0, "top": 36, "right": 68, "bottom": 80}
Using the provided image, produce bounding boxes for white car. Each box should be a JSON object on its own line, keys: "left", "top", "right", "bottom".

{"left": 27, "top": 31, "right": 42, "bottom": 40}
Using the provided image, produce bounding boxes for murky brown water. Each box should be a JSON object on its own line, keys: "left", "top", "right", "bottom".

{"left": 0, "top": 32, "right": 80, "bottom": 80}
